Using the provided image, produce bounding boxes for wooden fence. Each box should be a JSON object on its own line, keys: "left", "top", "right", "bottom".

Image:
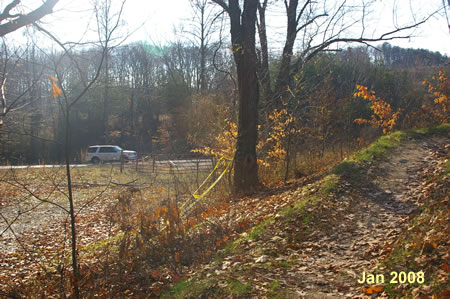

{"left": 120, "top": 153, "right": 216, "bottom": 174}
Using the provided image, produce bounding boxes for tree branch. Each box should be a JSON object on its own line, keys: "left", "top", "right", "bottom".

{"left": 0, "top": 0, "right": 59, "bottom": 37}
{"left": 211, "top": 0, "right": 230, "bottom": 14}
{"left": 296, "top": 13, "right": 328, "bottom": 34}
{"left": 0, "top": 0, "right": 20, "bottom": 23}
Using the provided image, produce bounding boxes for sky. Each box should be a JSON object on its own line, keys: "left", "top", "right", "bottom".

{"left": 4, "top": 0, "right": 450, "bottom": 56}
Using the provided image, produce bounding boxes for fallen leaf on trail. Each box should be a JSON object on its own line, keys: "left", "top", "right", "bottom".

{"left": 151, "top": 287, "right": 162, "bottom": 296}
{"left": 363, "top": 285, "right": 384, "bottom": 295}
{"left": 150, "top": 269, "right": 160, "bottom": 279}
{"left": 255, "top": 255, "right": 268, "bottom": 263}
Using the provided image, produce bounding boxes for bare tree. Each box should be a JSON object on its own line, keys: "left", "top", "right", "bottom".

{"left": 186, "top": 0, "right": 222, "bottom": 91}
{"left": 94, "top": 0, "right": 127, "bottom": 144}
{"left": 0, "top": 40, "right": 47, "bottom": 138}
{"left": 0, "top": 0, "right": 59, "bottom": 132}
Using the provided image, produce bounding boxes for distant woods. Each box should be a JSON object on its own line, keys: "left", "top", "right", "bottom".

{"left": 380, "top": 43, "right": 448, "bottom": 68}
{"left": 0, "top": 40, "right": 448, "bottom": 168}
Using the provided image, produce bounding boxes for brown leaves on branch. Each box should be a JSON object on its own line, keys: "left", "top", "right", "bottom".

{"left": 421, "top": 69, "right": 449, "bottom": 124}
{"left": 48, "top": 75, "right": 62, "bottom": 100}
{"left": 353, "top": 84, "right": 401, "bottom": 134}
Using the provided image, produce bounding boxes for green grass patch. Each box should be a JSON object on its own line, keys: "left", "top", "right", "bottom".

{"left": 302, "top": 212, "right": 311, "bottom": 225}
{"left": 161, "top": 278, "right": 217, "bottom": 299}
{"left": 331, "top": 160, "right": 360, "bottom": 175}
{"left": 278, "top": 195, "right": 320, "bottom": 230}
{"left": 81, "top": 232, "right": 123, "bottom": 256}
{"left": 249, "top": 217, "right": 274, "bottom": 241}
{"left": 267, "top": 280, "right": 290, "bottom": 298}
{"left": 279, "top": 205, "right": 296, "bottom": 219}
{"left": 331, "top": 124, "right": 449, "bottom": 181}
{"left": 407, "top": 123, "right": 450, "bottom": 137}
{"left": 352, "top": 131, "right": 406, "bottom": 163}
{"left": 279, "top": 258, "right": 297, "bottom": 269}
{"left": 330, "top": 123, "right": 449, "bottom": 183}
{"left": 228, "top": 279, "right": 251, "bottom": 295}
{"left": 321, "top": 174, "right": 339, "bottom": 194}
{"left": 220, "top": 238, "right": 242, "bottom": 258}
{"left": 162, "top": 277, "right": 250, "bottom": 298}
{"left": 279, "top": 195, "right": 319, "bottom": 223}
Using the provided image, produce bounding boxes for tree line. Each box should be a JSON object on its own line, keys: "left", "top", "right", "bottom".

{"left": 0, "top": 39, "right": 447, "bottom": 165}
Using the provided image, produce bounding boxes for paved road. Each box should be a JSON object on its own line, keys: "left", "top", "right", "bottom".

{"left": 0, "top": 159, "right": 215, "bottom": 170}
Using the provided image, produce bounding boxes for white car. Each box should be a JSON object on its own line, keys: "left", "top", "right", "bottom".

{"left": 86, "top": 145, "right": 137, "bottom": 164}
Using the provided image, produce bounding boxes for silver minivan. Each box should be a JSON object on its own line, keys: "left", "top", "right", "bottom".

{"left": 86, "top": 145, "right": 137, "bottom": 164}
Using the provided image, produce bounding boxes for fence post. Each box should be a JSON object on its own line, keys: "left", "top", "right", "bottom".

{"left": 120, "top": 150, "right": 124, "bottom": 173}
{"left": 213, "top": 157, "right": 218, "bottom": 195}
{"left": 196, "top": 159, "right": 199, "bottom": 188}
{"left": 135, "top": 152, "right": 139, "bottom": 172}
{"left": 152, "top": 155, "right": 156, "bottom": 173}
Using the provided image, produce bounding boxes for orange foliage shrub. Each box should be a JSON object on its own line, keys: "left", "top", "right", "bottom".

{"left": 192, "top": 109, "right": 296, "bottom": 174}
{"left": 258, "top": 108, "right": 296, "bottom": 168}
{"left": 422, "top": 69, "right": 449, "bottom": 124}
{"left": 353, "top": 84, "right": 401, "bottom": 134}
{"left": 191, "top": 120, "right": 236, "bottom": 160}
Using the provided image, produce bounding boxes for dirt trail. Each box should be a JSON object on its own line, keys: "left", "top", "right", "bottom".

{"left": 182, "top": 135, "right": 449, "bottom": 298}
{"left": 272, "top": 136, "right": 449, "bottom": 298}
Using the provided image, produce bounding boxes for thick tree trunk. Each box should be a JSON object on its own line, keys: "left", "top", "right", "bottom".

{"left": 229, "top": 0, "right": 260, "bottom": 192}
{"left": 212, "top": 0, "right": 260, "bottom": 192}
{"left": 234, "top": 55, "right": 259, "bottom": 191}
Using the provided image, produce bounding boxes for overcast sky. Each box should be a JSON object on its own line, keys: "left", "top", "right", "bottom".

{"left": 5, "top": 0, "right": 450, "bottom": 55}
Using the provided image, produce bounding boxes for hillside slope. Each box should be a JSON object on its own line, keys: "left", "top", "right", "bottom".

{"left": 164, "top": 126, "right": 449, "bottom": 298}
